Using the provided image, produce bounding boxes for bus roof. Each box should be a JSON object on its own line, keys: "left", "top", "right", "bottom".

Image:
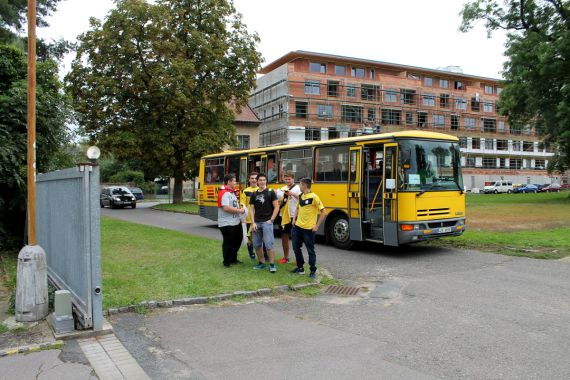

{"left": 203, "top": 130, "right": 459, "bottom": 159}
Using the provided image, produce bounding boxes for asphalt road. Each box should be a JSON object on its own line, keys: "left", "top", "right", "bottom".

{"left": 102, "top": 203, "right": 570, "bottom": 380}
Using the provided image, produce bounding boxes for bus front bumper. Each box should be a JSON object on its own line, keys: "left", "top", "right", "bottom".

{"left": 398, "top": 218, "right": 466, "bottom": 244}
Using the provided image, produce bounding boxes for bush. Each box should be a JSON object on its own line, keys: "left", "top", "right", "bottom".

{"left": 109, "top": 170, "right": 145, "bottom": 187}
{"left": 139, "top": 182, "right": 156, "bottom": 196}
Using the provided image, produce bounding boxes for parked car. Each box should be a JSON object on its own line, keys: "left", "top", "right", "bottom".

{"left": 541, "top": 183, "right": 561, "bottom": 192}
{"left": 129, "top": 187, "right": 144, "bottom": 200}
{"left": 514, "top": 184, "right": 538, "bottom": 193}
{"left": 483, "top": 181, "right": 513, "bottom": 194}
{"left": 100, "top": 186, "right": 137, "bottom": 209}
{"left": 533, "top": 184, "right": 548, "bottom": 192}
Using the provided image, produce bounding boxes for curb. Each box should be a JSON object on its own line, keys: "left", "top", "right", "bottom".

{"left": 0, "top": 340, "right": 64, "bottom": 358}
{"left": 103, "top": 282, "right": 320, "bottom": 317}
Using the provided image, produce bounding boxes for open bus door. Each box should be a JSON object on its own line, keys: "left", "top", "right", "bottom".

{"left": 348, "top": 146, "right": 363, "bottom": 241}
{"left": 382, "top": 143, "right": 399, "bottom": 246}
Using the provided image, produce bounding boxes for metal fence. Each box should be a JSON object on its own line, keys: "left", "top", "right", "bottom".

{"left": 36, "top": 164, "right": 102, "bottom": 330}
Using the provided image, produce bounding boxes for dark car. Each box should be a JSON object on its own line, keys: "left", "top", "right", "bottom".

{"left": 100, "top": 186, "right": 137, "bottom": 209}
{"left": 129, "top": 187, "right": 144, "bottom": 200}
{"left": 533, "top": 184, "right": 548, "bottom": 192}
{"left": 541, "top": 183, "right": 561, "bottom": 192}
{"left": 514, "top": 184, "right": 538, "bottom": 193}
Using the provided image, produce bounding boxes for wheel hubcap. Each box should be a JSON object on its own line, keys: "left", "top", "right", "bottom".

{"left": 333, "top": 219, "right": 350, "bottom": 242}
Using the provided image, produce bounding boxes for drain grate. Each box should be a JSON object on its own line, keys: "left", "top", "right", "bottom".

{"left": 324, "top": 285, "right": 360, "bottom": 296}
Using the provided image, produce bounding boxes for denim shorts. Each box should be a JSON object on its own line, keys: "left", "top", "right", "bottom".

{"left": 252, "top": 221, "right": 275, "bottom": 250}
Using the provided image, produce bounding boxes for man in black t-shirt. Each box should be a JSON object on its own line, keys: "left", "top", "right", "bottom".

{"left": 249, "top": 173, "right": 279, "bottom": 273}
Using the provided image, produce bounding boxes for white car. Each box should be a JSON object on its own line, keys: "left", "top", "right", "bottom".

{"left": 483, "top": 181, "right": 513, "bottom": 194}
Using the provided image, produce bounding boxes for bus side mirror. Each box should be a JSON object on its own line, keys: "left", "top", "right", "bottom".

{"left": 386, "top": 179, "right": 396, "bottom": 190}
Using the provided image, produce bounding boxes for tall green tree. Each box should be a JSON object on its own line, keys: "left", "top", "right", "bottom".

{"left": 66, "top": 0, "right": 262, "bottom": 203}
{"left": 460, "top": 0, "right": 570, "bottom": 172}
{"left": 0, "top": 45, "right": 74, "bottom": 248}
{"left": 0, "top": 0, "right": 62, "bottom": 43}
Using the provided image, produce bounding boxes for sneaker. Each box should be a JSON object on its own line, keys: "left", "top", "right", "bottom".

{"left": 278, "top": 257, "right": 289, "bottom": 264}
{"left": 291, "top": 267, "right": 305, "bottom": 275}
{"left": 309, "top": 272, "right": 316, "bottom": 279}
{"left": 269, "top": 264, "right": 277, "bottom": 273}
{"left": 253, "top": 263, "right": 266, "bottom": 270}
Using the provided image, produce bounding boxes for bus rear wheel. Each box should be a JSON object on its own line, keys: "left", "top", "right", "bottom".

{"left": 328, "top": 214, "right": 353, "bottom": 249}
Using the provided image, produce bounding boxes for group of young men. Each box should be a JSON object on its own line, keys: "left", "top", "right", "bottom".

{"left": 217, "top": 171, "right": 326, "bottom": 279}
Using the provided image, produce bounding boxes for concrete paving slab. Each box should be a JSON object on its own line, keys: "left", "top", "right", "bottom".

{"left": 0, "top": 349, "right": 96, "bottom": 380}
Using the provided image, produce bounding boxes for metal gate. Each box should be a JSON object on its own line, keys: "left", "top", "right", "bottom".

{"left": 36, "top": 164, "right": 102, "bottom": 330}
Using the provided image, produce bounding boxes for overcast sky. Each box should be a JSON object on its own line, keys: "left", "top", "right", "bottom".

{"left": 38, "top": 0, "right": 507, "bottom": 79}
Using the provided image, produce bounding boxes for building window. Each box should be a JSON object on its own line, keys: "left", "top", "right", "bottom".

{"left": 370, "top": 68, "right": 375, "bottom": 79}
{"left": 459, "top": 137, "right": 467, "bottom": 148}
{"left": 305, "top": 127, "right": 321, "bottom": 141}
{"left": 385, "top": 89, "right": 398, "bottom": 102}
{"left": 510, "top": 158, "right": 522, "bottom": 169}
{"left": 471, "top": 97, "right": 480, "bottom": 112}
{"left": 295, "top": 101, "right": 308, "bottom": 119}
{"left": 483, "top": 102, "right": 494, "bottom": 113}
{"left": 440, "top": 79, "right": 448, "bottom": 88}
{"left": 471, "top": 138, "right": 481, "bottom": 149}
{"left": 464, "top": 117, "right": 476, "bottom": 130}
{"left": 422, "top": 94, "right": 436, "bottom": 106}
{"left": 351, "top": 67, "right": 365, "bottom": 77}
{"left": 454, "top": 81, "right": 464, "bottom": 90}
{"left": 367, "top": 108, "right": 376, "bottom": 122}
{"left": 327, "top": 81, "right": 339, "bottom": 97}
{"left": 523, "top": 141, "right": 534, "bottom": 152}
{"left": 304, "top": 80, "right": 320, "bottom": 95}
{"left": 401, "top": 89, "right": 416, "bottom": 105}
{"left": 498, "top": 121, "right": 505, "bottom": 132}
{"left": 346, "top": 84, "right": 357, "bottom": 98}
{"left": 535, "top": 159, "right": 546, "bottom": 170}
{"left": 451, "top": 115, "right": 459, "bottom": 130}
{"left": 341, "top": 105, "right": 363, "bottom": 123}
{"left": 499, "top": 158, "right": 507, "bottom": 168}
{"left": 455, "top": 97, "right": 467, "bottom": 110}
{"left": 482, "top": 157, "right": 496, "bottom": 168}
{"left": 512, "top": 141, "right": 522, "bottom": 151}
{"left": 432, "top": 114, "right": 445, "bottom": 127}
{"left": 405, "top": 111, "right": 414, "bottom": 125}
{"left": 484, "top": 85, "right": 494, "bottom": 94}
{"left": 484, "top": 139, "right": 494, "bottom": 150}
{"left": 361, "top": 85, "right": 378, "bottom": 101}
{"left": 465, "top": 157, "right": 476, "bottom": 167}
{"left": 440, "top": 94, "right": 450, "bottom": 108}
{"left": 482, "top": 118, "right": 496, "bottom": 133}
{"left": 417, "top": 112, "right": 427, "bottom": 128}
{"left": 310, "top": 62, "right": 326, "bottom": 73}
{"left": 424, "top": 77, "right": 433, "bottom": 87}
{"left": 236, "top": 135, "right": 250, "bottom": 150}
{"left": 317, "top": 104, "right": 333, "bottom": 119}
{"left": 497, "top": 87, "right": 503, "bottom": 95}
{"left": 334, "top": 65, "right": 346, "bottom": 76}
{"left": 381, "top": 109, "right": 401, "bottom": 125}
{"left": 497, "top": 139, "right": 508, "bottom": 151}
{"left": 328, "top": 127, "right": 340, "bottom": 140}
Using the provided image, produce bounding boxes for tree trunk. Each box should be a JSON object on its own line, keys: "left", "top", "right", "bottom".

{"left": 173, "top": 176, "right": 184, "bottom": 204}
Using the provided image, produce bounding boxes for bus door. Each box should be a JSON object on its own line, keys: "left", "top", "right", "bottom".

{"left": 348, "top": 146, "right": 363, "bottom": 241}
{"left": 239, "top": 156, "right": 248, "bottom": 185}
{"left": 382, "top": 143, "right": 399, "bottom": 246}
{"left": 364, "top": 147, "right": 384, "bottom": 240}
{"left": 248, "top": 154, "right": 267, "bottom": 175}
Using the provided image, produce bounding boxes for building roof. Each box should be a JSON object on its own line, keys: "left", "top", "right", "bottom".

{"left": 260, "top": 50, "right": 503, "bottom": 83}
{"left": 232, "top": 104, "right": 261, "bottom": 124}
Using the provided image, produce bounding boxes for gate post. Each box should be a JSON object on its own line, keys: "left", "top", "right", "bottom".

{"left": 89, "top": 163, "right": 103, "bottom": 330}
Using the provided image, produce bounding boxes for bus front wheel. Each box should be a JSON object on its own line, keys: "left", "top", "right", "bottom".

{"left": 328, "top": 214, "right": 353, "bottom": 249}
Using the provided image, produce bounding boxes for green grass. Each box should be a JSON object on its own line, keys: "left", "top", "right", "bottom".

{"left": 101, "top": 216, "right": 312, "bottom": 309}
{"left": 152, "top": 202, "right": 199, "bottom": 214}
{"left": 0, "top": 322, "right": 8, "bottom": 334}
{"left": 426, "top": 192, "right": 570, "bottom": 259}
{"left": 0, "top": 251, "right": 18, "bottom": 291}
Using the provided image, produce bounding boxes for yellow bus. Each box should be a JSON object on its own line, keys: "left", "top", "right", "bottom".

{"left": 198, "top": 130, "right": 465, "bottom": 248}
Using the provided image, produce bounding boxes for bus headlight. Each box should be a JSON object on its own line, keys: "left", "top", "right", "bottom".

{"left": 400, "top": 224, "right": 417, "bottom": 231}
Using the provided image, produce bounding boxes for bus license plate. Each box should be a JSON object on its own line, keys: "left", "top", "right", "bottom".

{"left": 438, "top": 227, "right": 452, "bottom": 233}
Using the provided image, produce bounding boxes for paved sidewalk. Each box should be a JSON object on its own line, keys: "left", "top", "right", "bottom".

{"left": 78, "top": 334, "right": 150, "bottom": 380}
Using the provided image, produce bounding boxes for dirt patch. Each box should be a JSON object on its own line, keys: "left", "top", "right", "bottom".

{"left": 467, "top": 203, "right": 570, "bottom": 232}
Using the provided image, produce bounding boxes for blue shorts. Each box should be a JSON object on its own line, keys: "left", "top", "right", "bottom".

{"left": 252, "top": 221, "right": 275, "bottom": 250}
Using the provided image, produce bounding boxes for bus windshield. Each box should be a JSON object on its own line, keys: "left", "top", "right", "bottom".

{"left": 399, "top": 140, "right": 463, "bottom": 192}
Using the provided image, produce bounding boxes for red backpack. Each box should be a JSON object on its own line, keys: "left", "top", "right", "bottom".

{"left": 217, "top": 186, "right": 235, "bottom": 208}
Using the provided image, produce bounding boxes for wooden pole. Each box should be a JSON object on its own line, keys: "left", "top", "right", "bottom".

{"left": 27, "top": 0, "right": 37, "bottom": 245}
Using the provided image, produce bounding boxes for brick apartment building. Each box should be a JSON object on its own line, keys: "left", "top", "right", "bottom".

{"left": 249, "top": 51, "right": 563, "bottom": 190}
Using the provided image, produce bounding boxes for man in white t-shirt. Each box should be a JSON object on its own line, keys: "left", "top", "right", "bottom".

{"left": 278, "top": 170, "right": 300, "bottom": 264}
{"left": 218, "top": 174, "right": 246, "bottom": 267}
